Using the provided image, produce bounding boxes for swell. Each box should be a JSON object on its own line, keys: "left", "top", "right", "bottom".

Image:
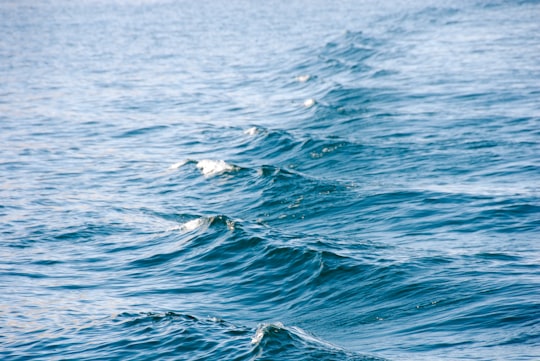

{"left": 162, "top": 139, "right": 539, "bottom": 241}
{"left": 2, "top": 2, "right": 539, "bottom": 361}
{"left": 103, "top": 208, "right": 539, "bottom": 353}
{"left": 2, "top": 310, "right": 388, "bottom": 361}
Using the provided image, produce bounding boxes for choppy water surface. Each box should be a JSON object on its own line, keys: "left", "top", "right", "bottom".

{"left": 1, "top": 0, "right": 539, "bottom": 360}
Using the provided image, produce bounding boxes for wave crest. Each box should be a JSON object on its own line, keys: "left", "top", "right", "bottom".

{"left": 250, "top": 322, "right": 388, "bottom": 360}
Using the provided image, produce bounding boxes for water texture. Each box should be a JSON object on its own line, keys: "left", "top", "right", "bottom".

{"left": 1, "top": 0, "right": 539, "bottom": 360}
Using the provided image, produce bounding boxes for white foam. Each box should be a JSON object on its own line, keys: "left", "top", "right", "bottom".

{"left": 250, "top": 322, "right": 339, "bottom": 351}
{"left": 196, "top": 159, "right": 236, "bottom": 176}
{"left": 168, "top": 215, "right": 236, "bottom": 233}
{"left": 168, "top": 160, "right": 189, "bottom": 170}
{"left": 166, "top": 225, "right": 183, "bottom": 231}
{"left": 251, "top": 328, "right": 264, "bottom": 345}
{"left": 304, "top": 98, "right": 316, "bottom": 107}
{"left": 167, "top": 218, "right": 205, "bottom": 232}
{"left": 182, "top": 218, "right": 204, "bottom": 231}
{"left": 296, "top": 74, "right": 311, "bottom": 83}
{"left": 244, "top": 127, "right": 259, "bottom": 136}
{"left": 225, "top": 219, "right": 235, "bottom": 231}
{"left": 251, "top": 322, "right": 284, "bottom": 345}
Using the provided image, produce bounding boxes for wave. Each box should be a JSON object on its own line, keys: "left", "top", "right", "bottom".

{"left": 1, "top": 309, "right": 390, "bottom": 361}
{"left": 169, "top": 159, "right": 240, "bottom": 177}
{"left": 251, "top": 322, "right": 388, "bottom": 361}
{"left": 196, "top": 159, "right": 238, "bottom": 177}
{"left": 112, "top": 205, "right": 539, "bottom": 356}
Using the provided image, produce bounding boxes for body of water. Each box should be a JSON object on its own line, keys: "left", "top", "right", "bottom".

{"left": 1, "top": 0, "right": 539, "bottom": 360}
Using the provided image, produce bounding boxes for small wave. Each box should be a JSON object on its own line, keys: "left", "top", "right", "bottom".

{"left": 167, "top": 159, "right": 239, "bottom": 176}
{"left": 168, "top": 215, "right": 236, "bottom": 233}
{"left": 168, "top": 159, "right": 190, "bottom": 170}
{"left": 129, "top": 214, "right": 239, "bottom": 270}
{"left": 182, "top": 218, "right": 205, "bottom": 231}
{"left": 196, "top": 159, "right": 238, "bottom": 176}
{"left": 104, "top": 312, "right": 254, "bottom": 360}
{"left": 243, "top": 127, "right": 260, "bottom": 136}
{"left": 296, "top": 74, "right": 312, "bottom": 83}
{"left": 251, "top": 322, "right": 336, "bottom": 349}
{"left": 250, "top": 322, "right": 388, "bottom": 360}
{"left": 251, "top": 322, "right": 284, "bottom": 345}
{"left": 114, "top": 125, "right": 170, "bottom": 139}
{"left": 304, "top": 98, "right": 316, "bottom": 107}
{"left": 167, "top": 217, "right": 206, "bottom": 232}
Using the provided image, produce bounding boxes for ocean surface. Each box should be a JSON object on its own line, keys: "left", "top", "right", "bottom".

{"left": 1, "top": 0, "right": 539, "bottom": 360}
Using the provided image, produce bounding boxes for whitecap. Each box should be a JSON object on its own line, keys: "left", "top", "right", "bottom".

{"left": 251, "top": 328, "right": 264, "bottom": 345}
{"left": 168, "top": 215, "right": 236, "bottom": 233}
{"left": 250, "top": 322, "right": 339, "bottom": 351}
{"left": 196, "top": 159, "right": 236, "bottom": 176}
{"left": 225, "top": 219, "right": 235, "bottom": 231}
{"left": 251, "top": 322, "right": 284, "bottom": 345}
{"left": 167, "top": 217, "right": 205, "bottom": 232}
{"left": 166, "top": 225, "right": 183, "bottom": 231}
{"left": 296, "top": 74, "right": 311, "bottom": 83}
{"left": 243, "top": 127, "right": 259, "bottom": 136}
{"left": 182, "top": 218, "right": 204, "bottom": 231}
{"left": 168, "top": 160, "right": 189, "bottom": 170}
{"left": 304, "top": 98, "right": 316, "bottom": 107}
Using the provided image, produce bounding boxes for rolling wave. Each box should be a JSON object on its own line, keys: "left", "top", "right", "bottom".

{"left": 1, "top": 0, "right": 539, "bottom": 360}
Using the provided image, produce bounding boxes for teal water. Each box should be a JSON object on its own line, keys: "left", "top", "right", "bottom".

{"left": 1, "top": 1, "right": 539, "bottom": 360}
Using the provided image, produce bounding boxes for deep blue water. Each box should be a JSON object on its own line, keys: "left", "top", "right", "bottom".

{"left": 1, "top": 0, "right": 539, "bottom": 360}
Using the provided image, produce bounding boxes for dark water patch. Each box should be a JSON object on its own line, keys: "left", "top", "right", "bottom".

{"left": 114, "top": 124, "right": 170, "bottom": 139}
{"left": 472, "top": 252, "right": 523, "bottom": 262}
{"left": 236, "top": 127, "right": 302, "bottom": 164}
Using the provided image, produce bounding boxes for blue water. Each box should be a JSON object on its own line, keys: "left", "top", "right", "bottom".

{"left": 1, "top": 0, "right": 539, "bottom": 360}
